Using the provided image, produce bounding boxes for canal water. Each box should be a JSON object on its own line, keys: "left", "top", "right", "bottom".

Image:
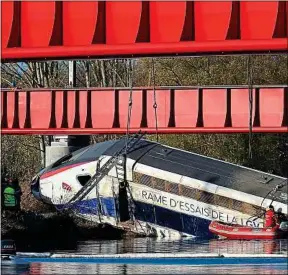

{"left": 2, "top": 238, "right": 287, "bottom": 274}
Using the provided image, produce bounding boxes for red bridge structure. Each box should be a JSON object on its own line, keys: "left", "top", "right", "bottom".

{"left": 1, "top": 1, "right": 287, "bottom": 135}
{"left": 1, "top": 1, "right": 287, "bottom": 61}
{"left": 1, "top": 87, "right": 287, "bottom": 134}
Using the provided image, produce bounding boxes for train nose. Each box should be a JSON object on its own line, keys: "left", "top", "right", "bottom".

{"left": 31, "top": 173, "right": 57, "bottom": 205}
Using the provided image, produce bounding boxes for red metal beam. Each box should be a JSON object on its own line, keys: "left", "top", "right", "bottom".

{"left": 2, "top": 128, "right": 287, "bottom": 135}
{"left": 1, "top": 87, "right": 287, "bottom": 135}
{"left": 1, "top": 1, "right": 287, "bottom": 62}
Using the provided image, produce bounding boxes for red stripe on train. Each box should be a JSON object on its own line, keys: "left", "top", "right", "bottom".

{"left": 40, "top": 162, "right": 91, "bottom": 179}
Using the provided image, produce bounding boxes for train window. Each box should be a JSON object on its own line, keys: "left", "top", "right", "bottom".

{"left": 51, "top": 154, "right": 72, "bottom": 168}
{"left": 77, "top": 175, "right": 91, "bottom": 186}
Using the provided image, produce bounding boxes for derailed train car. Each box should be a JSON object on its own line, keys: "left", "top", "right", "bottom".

{"left": 31, "top": 137, "right": 288, "bottom": 238}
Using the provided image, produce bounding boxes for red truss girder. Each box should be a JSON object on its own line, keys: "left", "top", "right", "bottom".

{"left": 1, "top": 87, "right": 287, "bottom": 135}
{"left": 1, "top": 1, "right": 288, "bottom": 62}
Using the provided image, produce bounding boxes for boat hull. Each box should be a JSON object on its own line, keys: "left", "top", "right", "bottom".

{"left": 209, "top": 221, "right": 287, "bottom": 240}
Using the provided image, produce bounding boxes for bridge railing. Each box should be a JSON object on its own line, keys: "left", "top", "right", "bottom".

{"left": 1, "top": 86, "right": 287, "bottom": 134}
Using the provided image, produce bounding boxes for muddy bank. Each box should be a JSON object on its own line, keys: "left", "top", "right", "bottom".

{"left": 1, "top": 210, "right": 133, "bottom": 251}
{"left": 2, "top": 184, "right": 140, "bottom": 251}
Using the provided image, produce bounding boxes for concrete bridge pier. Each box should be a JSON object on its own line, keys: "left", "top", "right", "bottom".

{"left": 45, "top": 61, "right": 91, "bottom": 167}
{"left": 45, "top": 136, "right": 90, "bottom": 167}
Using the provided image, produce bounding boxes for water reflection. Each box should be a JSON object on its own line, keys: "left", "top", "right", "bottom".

{"left": 74, "top": 238, "right": 287, "bottom": 255}
{"left": 1, "top": 261, "right": 30, "bottom": 275}
{"left": 209, "top": 239, "right": 288, "bottom": 255}
{"left": 25, "top": 262, "right": 288, "bottom": 275}
{"left": 2, "top": 262, "right": 287, "bottom": 275}
{"left": 2, "top": 238, "right": 287, "bottom": 275}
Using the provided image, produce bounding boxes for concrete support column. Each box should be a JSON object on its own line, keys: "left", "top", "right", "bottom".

{"left": 45, "top": 61, "right": 90, "bottom": 167}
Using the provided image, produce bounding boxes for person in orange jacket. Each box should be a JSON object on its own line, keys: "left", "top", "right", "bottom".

{"left": 264, "top": 205, "right": 278, "bottom": 228}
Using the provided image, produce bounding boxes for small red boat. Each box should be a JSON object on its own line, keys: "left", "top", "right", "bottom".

{"left": 209, "top": 220, "right": 286, "bottom": 240}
